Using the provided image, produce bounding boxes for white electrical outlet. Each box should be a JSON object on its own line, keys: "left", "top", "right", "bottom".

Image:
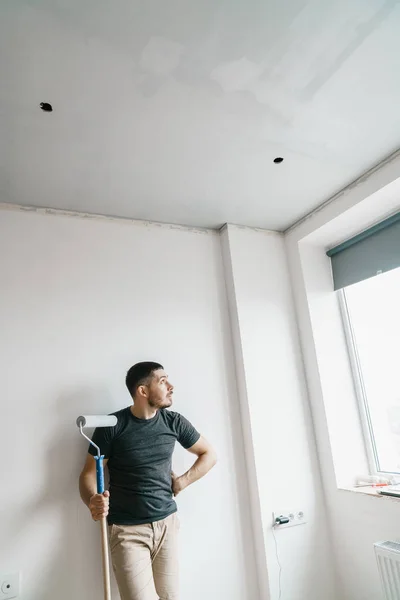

{"left": 0, "top": 573, "right": 20, "bottom": 599}
{"left": 272, "top": 510, "right": 307, "bottom": 529}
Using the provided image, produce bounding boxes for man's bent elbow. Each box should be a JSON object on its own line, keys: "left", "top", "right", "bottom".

{"left": 209, "top": 450, "right": 218, "bottom": 468}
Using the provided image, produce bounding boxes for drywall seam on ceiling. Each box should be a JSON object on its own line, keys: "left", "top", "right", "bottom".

{"left": 219, "top": 223, "right": 281, "bottom": 237}
{"left": 284, "top": 147, "right": 400, "bottom": 235}
{"left": 0, "top": 202, "right": 216, "bottom": 236}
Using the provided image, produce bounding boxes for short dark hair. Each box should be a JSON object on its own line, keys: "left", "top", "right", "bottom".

{"left": 125, "top": 361, "right": 164, "bottom": 397}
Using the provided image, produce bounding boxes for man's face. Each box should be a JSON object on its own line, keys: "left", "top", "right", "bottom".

{"left": 147, "top": 369, "right": 174, "bottom": 409}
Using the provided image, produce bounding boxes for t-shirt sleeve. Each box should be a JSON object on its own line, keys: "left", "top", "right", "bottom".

{"left": 174, "top": 413, "right": 201, "bottom": 449}
{"left": 88, "top": 424, "right": 116, "bottom": 459}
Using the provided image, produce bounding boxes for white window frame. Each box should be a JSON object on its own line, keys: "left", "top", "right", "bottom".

{"left": 339, "top": 287, "right": 400, "bottom": 478}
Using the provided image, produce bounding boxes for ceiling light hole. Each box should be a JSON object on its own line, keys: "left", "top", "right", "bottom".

{"left": 40, "top": 102, "right": 53, "bottom": 112}
{"left": 273, "top": 157, "right": 284, "bottom": 164}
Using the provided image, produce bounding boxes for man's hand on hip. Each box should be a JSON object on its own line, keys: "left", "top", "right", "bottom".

{"left": 171, "top": 471, "right": 186, "bottom": 497}
{"left": 89, "top": 490, "right": 110, "bottom": 520}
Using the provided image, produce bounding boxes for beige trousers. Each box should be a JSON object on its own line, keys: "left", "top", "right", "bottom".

{"left": 109, "top": 513, "right": 179, "bottom": 600}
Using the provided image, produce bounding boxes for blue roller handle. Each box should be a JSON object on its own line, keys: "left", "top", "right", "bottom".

{"left": 94, "top": 455, "right": 105, "bottom": 494}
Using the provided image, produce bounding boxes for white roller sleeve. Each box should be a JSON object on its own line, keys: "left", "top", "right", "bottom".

{"left": 76, "top": 415, "right": 118, "bottom": 429}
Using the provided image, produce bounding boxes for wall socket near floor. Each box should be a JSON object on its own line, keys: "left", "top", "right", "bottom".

{"left": 272, "top": 510, "right": 307, "bottom": 529}
{"left": 0, "top": 573, "right": 20, "bottom": 599}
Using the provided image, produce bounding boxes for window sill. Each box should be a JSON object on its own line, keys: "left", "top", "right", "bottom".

{"left": 339, "top": 486, "right": 400, "bottom": 500}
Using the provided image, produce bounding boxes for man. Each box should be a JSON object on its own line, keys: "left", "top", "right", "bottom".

{"left": 79, "top": 361, "right": 217, "bottom": 600}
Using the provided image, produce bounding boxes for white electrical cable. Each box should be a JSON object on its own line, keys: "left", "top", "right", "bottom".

{"left": 272, "top": 526, "right": 282, "bottom": 600}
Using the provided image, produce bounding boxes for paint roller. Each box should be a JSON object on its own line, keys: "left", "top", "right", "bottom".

{"left": 77, "top": 414, "right": 118, "bottom": 600}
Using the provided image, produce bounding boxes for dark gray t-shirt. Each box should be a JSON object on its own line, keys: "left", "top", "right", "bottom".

{"left": 89, "top": 407, "right": 200, "bottom": 525}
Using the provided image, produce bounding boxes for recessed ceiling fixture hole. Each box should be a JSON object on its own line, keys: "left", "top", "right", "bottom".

{"left": 273, "top": 157, "right": 284, "bottom": 164}
{"left": 40, "top": 102, "right": 53, "bottom": 112}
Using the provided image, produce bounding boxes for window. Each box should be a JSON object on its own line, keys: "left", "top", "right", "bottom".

{"left": 341, "top": 267, "right": 400, "bottom": 475}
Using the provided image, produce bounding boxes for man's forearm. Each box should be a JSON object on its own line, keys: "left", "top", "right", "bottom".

{"left": 179, "top": 450, "right": 217, "bottom": 491}
{"left": 79, "top": 473, "right": 97, "bottom": 508}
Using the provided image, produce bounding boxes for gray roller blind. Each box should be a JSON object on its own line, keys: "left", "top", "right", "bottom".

{"left": 327, "top": 211, "right": 400, "bottom": 290}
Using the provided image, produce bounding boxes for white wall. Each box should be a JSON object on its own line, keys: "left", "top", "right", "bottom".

{"left": 0, "top": 207, "right": 257, "bottom": 600}
{"left": 285, "top": 155, "right": 400, "bottom": 600}
{"left": 221, "top": 225, "right": 337, "bottom": 600}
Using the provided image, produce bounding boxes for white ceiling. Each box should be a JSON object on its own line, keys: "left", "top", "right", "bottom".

{"left": 1, "top": 0, "right": 400, "bottom": 231}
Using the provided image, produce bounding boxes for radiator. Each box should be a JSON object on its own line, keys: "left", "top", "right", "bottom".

{"left": 375, "top": 541, "right": 400, "bottom": 599}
